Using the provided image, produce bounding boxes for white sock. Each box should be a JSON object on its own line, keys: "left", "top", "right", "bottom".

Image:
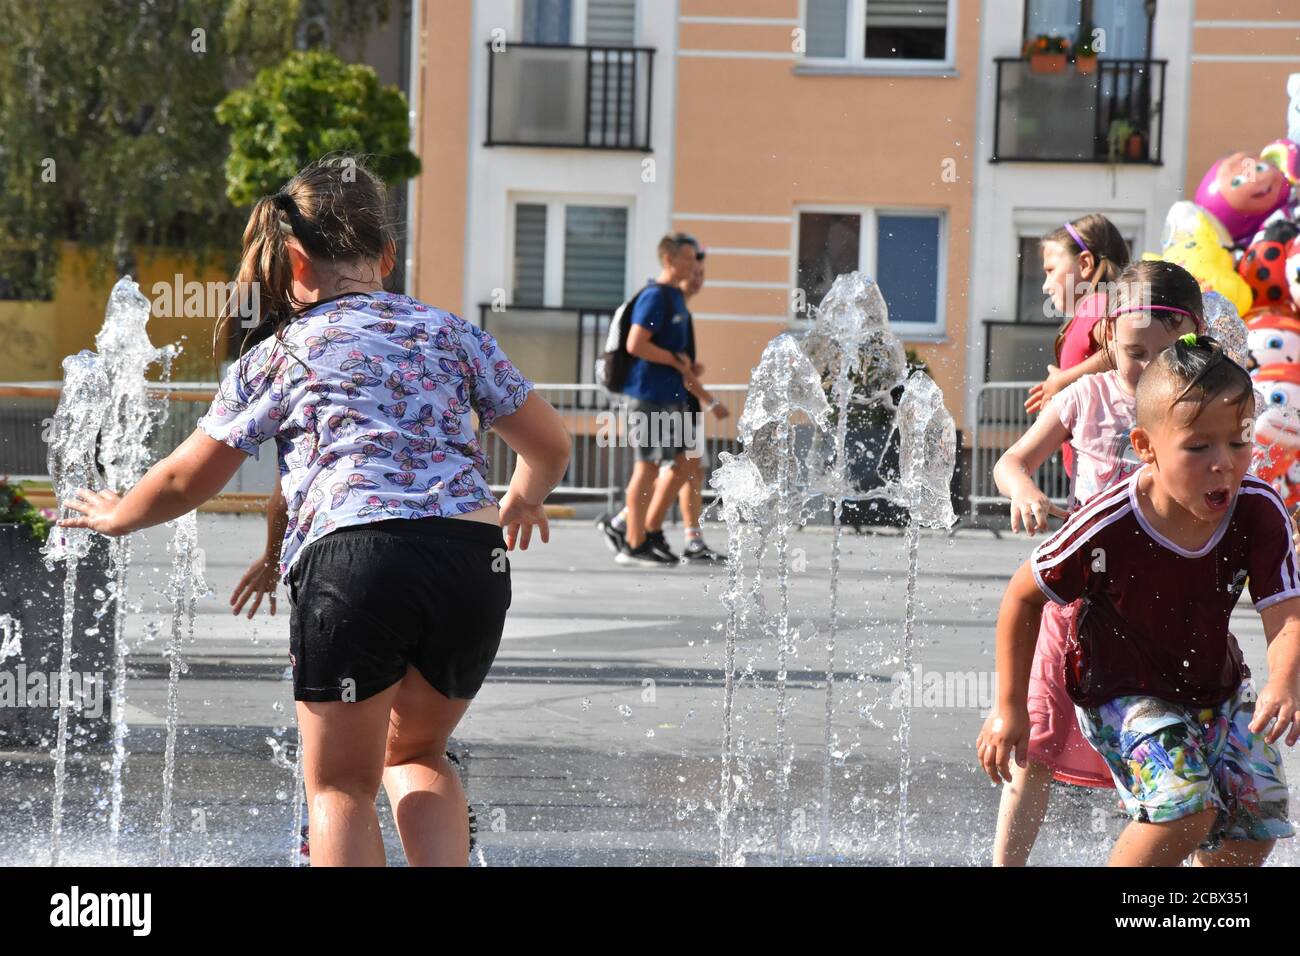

{"left": 611, "top": 510, "right": 627, "bottom": 531}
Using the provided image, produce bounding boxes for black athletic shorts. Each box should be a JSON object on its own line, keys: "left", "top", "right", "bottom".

{"left": 286, "top": 516, "right": 511, "bottom": 703}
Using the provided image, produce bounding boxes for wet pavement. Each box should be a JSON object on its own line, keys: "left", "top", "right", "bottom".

{"left": 2, "top": 513, "right": 1297, "bottom": 866}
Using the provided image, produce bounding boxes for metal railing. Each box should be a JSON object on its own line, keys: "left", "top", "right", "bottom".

{"left": 486, "top": 42, "right": 655, "bottom": 151}
{"left": 0, "top": 381, "right": 748, "bottom": 513}
{"left": 992, "top": 57, "right": 1166, "bottom": 164}
{"left": 968, "top": 381, "right": 1069, "bottom": 523}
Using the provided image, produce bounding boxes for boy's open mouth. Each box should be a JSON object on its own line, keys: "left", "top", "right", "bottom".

{"left": 1205, "top": 488, "right": 1230, "bottom": 510}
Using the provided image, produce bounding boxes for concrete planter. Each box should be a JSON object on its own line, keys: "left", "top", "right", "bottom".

{"left": 0, "top": 524, "right": 116, "bottom": 749}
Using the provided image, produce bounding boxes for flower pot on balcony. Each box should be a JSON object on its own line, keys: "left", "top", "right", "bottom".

{"left": 1030, "top": 53, "right": 1067, "bottom": 74}
{"left": 1075, "top": 55, "right": 1097, "bottom": 75}
{"left": 1126, "top": 131, "right": 1148, "bottom": 161}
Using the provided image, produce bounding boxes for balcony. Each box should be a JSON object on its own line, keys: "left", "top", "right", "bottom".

{"left": 485, "top": 42, "right": 654, "bottom": 151}
{"left": 991, "top": 57, "right": 1166, "bottom": 164}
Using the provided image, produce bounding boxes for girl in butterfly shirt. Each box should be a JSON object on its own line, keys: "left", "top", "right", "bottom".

{"left": 988, "top": 261, "right": 1201, "bottom": 865}
{"left": 58, "top": 157, "right": 573, "bottom": 867}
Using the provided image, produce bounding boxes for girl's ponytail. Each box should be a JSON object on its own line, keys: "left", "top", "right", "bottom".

{"left": 215, "top": 195, "right": 297, "bottom": 359}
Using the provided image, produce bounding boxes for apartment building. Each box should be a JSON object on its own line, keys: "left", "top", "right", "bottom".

{"left": 411, "top": 0, "right": 1300, "bottom": 444}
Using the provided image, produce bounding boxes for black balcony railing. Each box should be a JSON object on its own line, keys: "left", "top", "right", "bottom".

{"left": 992, "top": 57, "right": 1166, "bottom": 164}
{"left": 478, "top": 303, "right": 615, "bottom": 406}
{"left": 486, "top": 42, "right": 654, "bottom": 151}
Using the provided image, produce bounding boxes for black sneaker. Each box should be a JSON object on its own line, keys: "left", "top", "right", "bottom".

{"left": 595, "top": 512, "right": 627, "bottom": 555}
{"left": 615, "top": 541, "right": 678, "bottom": 567}
{"left": 682, "top": 539, "right": 727, "bottom": 563}
{"left": 644, "top": 529, "right": 679, "bottom": 563}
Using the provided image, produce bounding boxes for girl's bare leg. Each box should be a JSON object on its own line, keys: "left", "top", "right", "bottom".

{"left": 993, "top": 759, "right": 1054, "bottom": 866}
{"left": 382, "top": 665, "right": 474, "bottom": 867}
{"left": 298, "top": 682, "right": 402, "bottom": 867}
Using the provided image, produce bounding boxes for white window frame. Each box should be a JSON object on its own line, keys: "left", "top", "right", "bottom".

{"left": 797, "top": 0, "right": 957, "bottom": 72}
{"left": 508, "top": 192, "right": 634, "bottom": 308}
{"left": 1011, "top": 208, "right": 1147, "bottom": 321}
{"left": 791, "top": 204, "right": 948, "bottom": 340}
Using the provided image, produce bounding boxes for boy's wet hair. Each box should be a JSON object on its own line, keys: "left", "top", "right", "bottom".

{"left": 1135, "top": 333, "right": 1255, "bottom": 431}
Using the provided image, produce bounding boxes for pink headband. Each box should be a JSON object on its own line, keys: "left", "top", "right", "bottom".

{"left": 1064, "top": 222, "right": 1089, "bottom": 254}
{"left": 1109, "top": 305, "right": 1196, "bottom": 320}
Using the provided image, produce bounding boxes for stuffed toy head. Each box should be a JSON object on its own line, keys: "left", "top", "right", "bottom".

{"left": 1195, "top": 151, "right": 1292, "bottom": 245}
{"left": 1253, "top": 361, "right": 1300, "bottom": 449}
{"left": 1239, "top": 221, "right": 1300, "bottom": 313}
{"left": 1246, "top": 309, "right": 1300, "bottom": 369}
{"left": 1145, "top": 201, "right": 1254, "bottom": 316}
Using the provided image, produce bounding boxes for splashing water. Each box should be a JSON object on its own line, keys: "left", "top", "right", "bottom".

{"left": 710, "top": 272, "right": 957, "bottom": 865}
{"left": 158, "top": 511, "right": 203, "bottom": 866}
{"left": 42, "top": 351, "right": 112, "bottom": 866}
{"left": 0, "top": 615, "right": 20, "bottom": 663}
{"left": 95, "top": 277, "right": 177, "bottom": 858}
{"left": 1202, "top": 291, "right": 1249, "bottom": 371}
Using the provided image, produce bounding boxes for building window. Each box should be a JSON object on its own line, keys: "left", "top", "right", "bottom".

{"left": 511, "top": 198, "right": 629, "bottom": 309}
{"left": 522, "top": 0, "right": 572, "bottom": 44}
{"left": 803, "top": 0, "right": 952, "bottom": 65}
{"left": 796, "top": 207, "right": 945, "bottom": 335}
{"left": 1023, "top": 0, "right": 1153, "bottom": 60}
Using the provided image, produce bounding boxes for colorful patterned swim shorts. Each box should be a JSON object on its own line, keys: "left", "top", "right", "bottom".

{"left": 1075, "top": 679, "right": 1294, "bottom": 849}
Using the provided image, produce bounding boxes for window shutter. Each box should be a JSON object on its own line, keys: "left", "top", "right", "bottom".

{"left": 513, "top": 203, "right": 548, "bottom": 305}
{"left": 586, "top": 0, "right": 636, "bottom": 45}
{"left": 866, "top": 0, "right": 948, "bottom": 28}
{"left": 563, "top": 206, "right": 628, "bottom": 308}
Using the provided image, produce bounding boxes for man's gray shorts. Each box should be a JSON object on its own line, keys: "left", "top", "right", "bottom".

{"left": 627, "top": 398, "right": 692, "bottom": 463}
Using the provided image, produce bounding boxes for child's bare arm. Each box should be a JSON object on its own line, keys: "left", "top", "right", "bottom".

{"left": 1254, "top": 597, "right": 1300, "bottom": 745}
{"left": 977, "top": 562, "right": 1049, "bottom": 782}
{"left": 993, "top": 405, "right": 1072, "bottom": 535}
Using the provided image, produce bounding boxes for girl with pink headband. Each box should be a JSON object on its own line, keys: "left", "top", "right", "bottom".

{"left": 989, "top": 260, "right": 1204, "bottom": 865}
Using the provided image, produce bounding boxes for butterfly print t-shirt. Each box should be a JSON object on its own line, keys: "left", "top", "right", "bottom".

{"left": 198, "top": 291, "right": 534, "bottom": 581}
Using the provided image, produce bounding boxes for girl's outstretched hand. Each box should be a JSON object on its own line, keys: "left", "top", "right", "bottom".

{"left": 498, "top": 489, "right": 549, "bottom": 551}
{"left": 976, "top": 705, "right": 1030, "bottom": 784}
{"left": 57, "top": 488, "right": 125, "bottom": 536}
{"left": 231, "top": 552, "right": 279, "bottom": 619}
{"left": 1024, "top": 365, "right": 1068, "bottom": 415}
{"left": 1009, "top": 488, "right": 1068, "bottom": 536}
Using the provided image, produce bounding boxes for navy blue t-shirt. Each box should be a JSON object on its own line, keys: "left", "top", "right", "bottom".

{"left": 623, "top": 282, "right": 690, "bottom": 403}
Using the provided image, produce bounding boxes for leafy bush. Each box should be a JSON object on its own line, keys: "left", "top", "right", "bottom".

{"left": 217, "top": 50, "right": 421, "bottom": 207}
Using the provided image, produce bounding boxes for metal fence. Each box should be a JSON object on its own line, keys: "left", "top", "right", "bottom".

{"left": 968, "top": 381, "right": 1069, "bottom": 523}
{"left": 0, "top": 382, "right": 749, "bottom": 512}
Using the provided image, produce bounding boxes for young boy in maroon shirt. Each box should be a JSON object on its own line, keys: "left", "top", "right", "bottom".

{"left": 979, "top": 333, "right": 1300, "bottom": 866}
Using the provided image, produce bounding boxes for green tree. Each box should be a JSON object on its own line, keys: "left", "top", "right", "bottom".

{"left": 0, "top": 0, "right": 393, "bottom": 289}
{"left": 216, "top": 49, "right": 421, "bottom": 206}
